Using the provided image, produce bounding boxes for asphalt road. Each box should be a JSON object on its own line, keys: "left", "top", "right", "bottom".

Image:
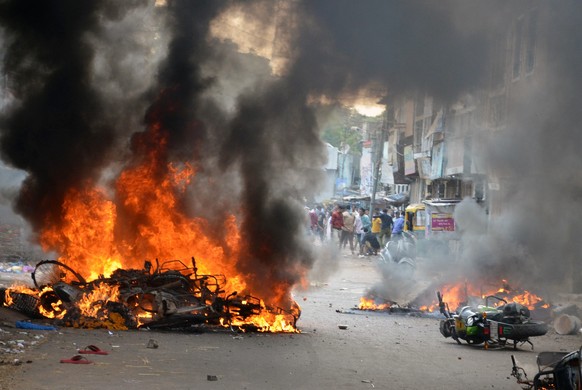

{"left": 2, "top": 249, "right": 582, "bottom": 390}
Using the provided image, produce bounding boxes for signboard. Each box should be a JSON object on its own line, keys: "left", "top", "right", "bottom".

{"left": 325, "top": 143, "right": 339, "bottom": 170}
{"left": 380, "top": 159, "right": 394, "bottom": 184}
{"left": 335, "top": 177, "right": 347, "bottom": 192}
{"left": 360, "top": 145, "right": 373, "bottom": 195}
{"left": 430, "top": 213, "right": 455, "bottom": 231}
{"left": 387, "top": 132, "right": 398, "bottom": 169}
{"left": 423, "top": 200, "right": 460, "bottom": 240}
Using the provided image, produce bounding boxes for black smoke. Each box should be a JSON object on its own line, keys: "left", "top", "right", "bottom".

{"left": 299, "top": 0, "right": 513, "bottom": 102}
{"left": 2, "top": 0, "right": 581, "bottom": 308}
{"left": 0, "top": 0, "right": 127, "bottom": 234}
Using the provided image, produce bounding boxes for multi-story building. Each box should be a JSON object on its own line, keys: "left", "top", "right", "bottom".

{"left": 385, "top": 1, "right": 545, "bottom": 220}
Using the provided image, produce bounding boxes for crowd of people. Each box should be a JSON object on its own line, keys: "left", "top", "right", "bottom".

{"left": 307, "top": 203, "right": 406, "bottom": 257}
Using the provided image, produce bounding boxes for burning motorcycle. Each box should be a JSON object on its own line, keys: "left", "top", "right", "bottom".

{"left": 511, "top": 346, "right": 582, "bottom": 389}
{"left": 438, "top": 291, "right": 548, "bottom": 349}
{"left": 378, "top": 230, "right": 416, "bottom": 273}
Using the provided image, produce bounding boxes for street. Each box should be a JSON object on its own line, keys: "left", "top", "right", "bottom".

{"left": 2, "top": 249, "right": 581, "bottom": 390}
{"left": 1, "top": 2, "right": 581, "bottom": 389}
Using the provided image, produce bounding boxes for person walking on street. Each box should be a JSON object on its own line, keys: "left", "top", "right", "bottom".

{"left": 392, "top": 211, "right": 405, "bottom": 240}
{"left": 358, "top": 208, "right": 370, "bottom": 255}
{"left": 340, "top": 206, "right": 356, "bottom": 255}
{"left": 371, "top": 209, "right": 382, "bottom": 239}
{"left": 315, "top": 205, "right": 326, "bottom": 242}
{"left": 360, "top": 208, "right": 371, "bottom": 232}
{"left": 354, "top": 208, "right": 363, "bottom": 254}
{"left": 331, "top": 205, "right": 344, "bottom": 242}
{"left": 378, "top": 208, "right": 393, "bottom": 246}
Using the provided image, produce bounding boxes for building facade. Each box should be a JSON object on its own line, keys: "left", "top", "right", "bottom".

{"left": 383, "top": 1, "right": 546, "bottom": 220}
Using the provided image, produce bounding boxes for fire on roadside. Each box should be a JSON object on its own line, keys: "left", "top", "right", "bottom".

{"left": 0, "top": 90, "right": 303, "bottom": 333}
{"left": 358, "top": 279, "right": 550, "bottom": 314}
{"left": 358, "top": 296, "right": 394, "bottom": 311}
{"left": 423, "top": 279, "right": 551, "bottom": 312}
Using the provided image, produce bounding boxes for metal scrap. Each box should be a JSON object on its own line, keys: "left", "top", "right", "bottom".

{"left": 2, "top": 257, "right": 300, "bottom": 332}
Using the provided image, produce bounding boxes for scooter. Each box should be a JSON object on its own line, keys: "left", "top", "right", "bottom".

{"left": 378, "top": 230, "right": 416, "bottom": 272}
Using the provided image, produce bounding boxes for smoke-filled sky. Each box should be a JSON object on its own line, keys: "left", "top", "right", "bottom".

{"left": 0, "top": 1, "right": 581, "bottom": 303}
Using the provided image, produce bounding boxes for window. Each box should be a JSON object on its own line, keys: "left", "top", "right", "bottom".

{"left": 434, "top": 181, "right": 445, "bottom": 198}
{"left": 414, "top": 210, "right": 426, "bottom": 227}
{"left": 513, "top": 17, "right": 524, "bottom": 79}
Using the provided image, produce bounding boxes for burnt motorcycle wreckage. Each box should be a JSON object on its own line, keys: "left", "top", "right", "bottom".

{"left": 2, "top": 258, "right": 300, "bottom": 332}
{"left": 511, "top": 346, "right": 582, "bottom": 389}
{"left": 438, "top": 291, "right": 548, "bottom": 349}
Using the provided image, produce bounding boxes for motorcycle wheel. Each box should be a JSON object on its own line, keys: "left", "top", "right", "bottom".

{"left": 439, "top": 319, "right": 454, "bottom": 338}
{"left": 506, "top": 321, "right": 549, "bottom": 341}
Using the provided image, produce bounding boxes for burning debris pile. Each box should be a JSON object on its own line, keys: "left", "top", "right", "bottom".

{"left": 357, "top": 279, "right": 552, "bottom": 319}
{"left": 1, "top": 258, "right": 300, "bottom": 333}
{"left": 0, "top": 1, "right": 318, "bottom": 338}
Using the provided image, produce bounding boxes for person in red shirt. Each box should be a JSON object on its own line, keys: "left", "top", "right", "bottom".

{"left": 331, "top": 205, "right": 344, "bottom": 242}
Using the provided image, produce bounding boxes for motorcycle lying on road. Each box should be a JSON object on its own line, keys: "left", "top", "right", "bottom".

{"left": 378, "top": 230, "right": 416, "bottom": 273}
{"left": 511, "top": 346, "right": 582, "bottom": 389}
{"left": 438, "top": 292, "right": 548, "bottom": 349}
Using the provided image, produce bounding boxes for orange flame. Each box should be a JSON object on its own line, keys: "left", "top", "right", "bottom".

{"left": 425, "top": 280, "right": 549, "bottom": 312}
{"left": 358, "top": 296, "right": 393, "bottom": 311}
{"left": 33, "top": 91, "right": 300, "bottom": 331}
{"left": 358, "top": 279, "right": 550, "bottom": 314}
{"left": 77, "top": 283, "right": 120, "bottom": 318}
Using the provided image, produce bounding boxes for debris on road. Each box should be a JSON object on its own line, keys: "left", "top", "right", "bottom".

{"left": 2, "top": 258, "right": 300, "bottom": 333}
{"left": 146, "top": 339, "right": 159, "bottom": 349}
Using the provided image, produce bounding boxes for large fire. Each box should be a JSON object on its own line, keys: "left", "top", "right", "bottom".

{"left": 2, "top": 91, "right": 302, "bottom": 332}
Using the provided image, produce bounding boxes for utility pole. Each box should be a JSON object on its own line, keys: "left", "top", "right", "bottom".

{"left": 370, "top": 113, "right": 386, "bottom": 211}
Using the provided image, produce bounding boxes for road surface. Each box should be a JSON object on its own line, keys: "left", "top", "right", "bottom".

{"left": 1, "top": 248, "right": 581, "bottom": 389}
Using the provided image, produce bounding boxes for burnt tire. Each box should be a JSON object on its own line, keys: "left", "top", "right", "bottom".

{"left": 505, "top": 321, "right": 549, "bottom": 341}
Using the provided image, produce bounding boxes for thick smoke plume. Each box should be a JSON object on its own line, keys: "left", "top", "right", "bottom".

{"left": 1, "top": 1, "right": 581, "bottom": 311}
{"left": 0, "top": 1, "right": 122, "bottom": 233}
{"left": 0, "top": 0, "right": 325, "bottom": 310}
{"left": 299, "top": 0, "right": 513, "bottom": 102}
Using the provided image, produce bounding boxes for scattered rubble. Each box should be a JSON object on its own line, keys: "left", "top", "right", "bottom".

{"left": 0, "top": 307, "right": 52, "bottom": 365}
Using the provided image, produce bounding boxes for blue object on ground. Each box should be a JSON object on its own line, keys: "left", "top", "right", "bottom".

{"left": 15, "top": 321, "right": 57, "bottom": 331}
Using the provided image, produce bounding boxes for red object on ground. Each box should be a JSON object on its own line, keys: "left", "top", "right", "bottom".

{"left": 60, "top": 355, "right": 92, "bottom": 364}
{"left": 78, "top": 345, "right": 109, "bottom": 355}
